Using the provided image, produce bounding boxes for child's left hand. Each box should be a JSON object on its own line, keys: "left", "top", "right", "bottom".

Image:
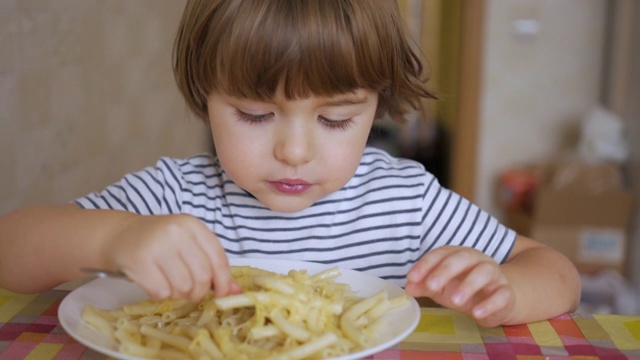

{"left": 404, "top": 246, "right": 515, "bottom": 327}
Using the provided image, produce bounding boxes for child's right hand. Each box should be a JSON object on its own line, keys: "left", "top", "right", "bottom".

{"left": 103, "top": 214, "right": 240, "bottom": 303}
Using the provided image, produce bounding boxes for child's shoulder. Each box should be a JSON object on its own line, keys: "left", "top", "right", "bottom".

{"left": 359, "top": 146, "right": 426, "bottom": 173}
{"left": 350, "top": 146, "right": 432, "bottom": 187}
{"left": 150, "top": 152, "right": 223, "bottom": 180}
{"left": 155, "top": 152, "right": 218, "bottom": 168}
{"left": 340, "top": 146, "right": 434, "bottom": 197}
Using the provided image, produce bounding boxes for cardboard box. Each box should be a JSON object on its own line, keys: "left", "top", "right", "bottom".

{"left": 502, "top": 161, "right": 634, "bottom": 274}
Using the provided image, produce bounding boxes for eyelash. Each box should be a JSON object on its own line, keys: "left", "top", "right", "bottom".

{"left": 233, "top": 110, "right": 353, "bottom": 131}
{"left": 234, "top": 110, "right": 272, "bottom": 124}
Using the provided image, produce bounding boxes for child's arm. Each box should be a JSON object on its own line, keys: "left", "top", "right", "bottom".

{"left": 0, "top": 204, "right": 237, "bottom": 302}
{"left": 404, "top": 235, "right": 581, "bottom": 327}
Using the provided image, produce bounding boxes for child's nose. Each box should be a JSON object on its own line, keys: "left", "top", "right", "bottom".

{"left": 274, "top": 123, "right": 314, "bottom": 166}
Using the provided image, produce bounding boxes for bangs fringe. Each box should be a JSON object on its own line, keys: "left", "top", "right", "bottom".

{"left": 209, "top": 0, "right": 388, "bottom": 101}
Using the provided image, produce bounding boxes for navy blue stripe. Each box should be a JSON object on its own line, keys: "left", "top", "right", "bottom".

{"left": 423, "top": 190, "right": 452, "bottom": 249}
{"left": 419, "top": 184, "right": 443, "bottom": 248}
{"left": 352, "top": 164, "right": 423, "bottom": 179}
{"left": 131, "top": 173, "right": 161, "bottom": 209}
{"left": 226, "top": 247, "right": 418, "bottom": 259}
{"left": 159, "top": 171, "right": 181, "bottom": 213}
{"left": 186, "top": 194, "right": 423, "bottom": 222}
{"left": 500, "top": 232, "right": 517, "bottom": 263}
{"left": 143, "top": 168, "right": 174, "bottom": 212}
{"left": 343, "top": 173, "right": 425, "bottom": 191}
{"left": 482, "top": 221, "right": 499, "bottom": 253}
{"left": 314, "top": 183, "right": 424, "bottom": 207}
{"left": 159, "top": 158, "right": 184, "bottom": 212}
{"left": 460, "top": 208, "right": 481, "bottom": 245}
{"left": 435, "top": 195, "right": 462, "bottom": 245}
{"left": 444, "top": 200, "right": 469, "bottom": 246}
{"left": 206, "top": 208, "right": 420, "bottom": 233}
{"left": 123, "top": 177, "right": 153, "bottom": 214}
{"left": 159, "top": 158, "right": 183, "bottom": 194}
{"left": 104, "top": 188, "right": 129, "bottom": 210}
{"left": 356, "top": 259, "right": 417, "bottom": 272}
{"left": 217, "top": 224, "right": 422, "bottom": 243}
{"left": 471, "top": 215, "right": 491, "bottom": 248}
{"left": 490, "top": 227, "right": 509, "bottom": 259}
{"left": 96, "top": 195, "right": 115, "bottom": 210}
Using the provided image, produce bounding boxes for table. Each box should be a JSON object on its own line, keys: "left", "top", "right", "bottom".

{"left": 1, "top": 288, "right": 640, "bottom": 359}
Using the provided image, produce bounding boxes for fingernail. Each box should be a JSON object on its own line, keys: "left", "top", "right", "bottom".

{"left": 428, "top": 278, "right": 440, "bottom": 291}
{"left": 473, "top": 307, "right": 486, "bottom": 318}
{"left": 231, "top": 281, "right": 243, "bottom": 293}
{"left": 158, "top": 288, "right": 170, "bottom": 300}
{"left": 452, "top": 292, "right": 465, "bottom": 305}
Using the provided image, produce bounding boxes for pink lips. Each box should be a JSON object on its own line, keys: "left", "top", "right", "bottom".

{"left": 268, "top": 179, "right": 312, "bottom": 194}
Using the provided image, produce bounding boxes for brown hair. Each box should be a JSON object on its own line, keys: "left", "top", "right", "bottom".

{"left": 173, "top": 0, "right": 435, "bottom": 123}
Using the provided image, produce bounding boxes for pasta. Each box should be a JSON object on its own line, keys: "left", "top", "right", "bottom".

{"left": 81, "top": 266, "right": 410, "bottom": 360}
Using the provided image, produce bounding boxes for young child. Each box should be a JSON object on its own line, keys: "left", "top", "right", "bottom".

{"left": 0, "top": 0, "right": 580, "bottom": 328}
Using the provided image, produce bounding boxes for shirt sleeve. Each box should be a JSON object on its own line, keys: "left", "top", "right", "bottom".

{"left": 419, "top": 173, "right": 516, "bottom": 264}
{"left": 74, "top": 157, "right": 185, "bottom": 215}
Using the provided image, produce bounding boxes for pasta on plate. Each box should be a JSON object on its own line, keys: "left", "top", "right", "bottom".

{"left": 81, "top": 265, "right": 410, "bottom": 360}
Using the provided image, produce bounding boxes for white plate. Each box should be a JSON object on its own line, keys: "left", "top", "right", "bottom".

{"left": 59, "top": 258, "right": 420, "bottom": 360}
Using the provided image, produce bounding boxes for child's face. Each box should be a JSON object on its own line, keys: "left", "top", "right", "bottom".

{"left": 207, "top": 87, "right": 378, "bottom": 213}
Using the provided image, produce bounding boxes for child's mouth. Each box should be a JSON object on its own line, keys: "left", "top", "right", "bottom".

{"left": 268, "top": 179, "right": 312, "bottom": 194}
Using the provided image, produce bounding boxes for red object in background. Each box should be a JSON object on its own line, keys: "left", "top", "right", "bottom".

{"left": 498, "top": 167, "right": 538, "bottom": 212}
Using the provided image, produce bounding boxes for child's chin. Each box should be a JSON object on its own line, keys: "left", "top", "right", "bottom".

{"left": 260, "top": 197, "right": 315, "bottom": 214}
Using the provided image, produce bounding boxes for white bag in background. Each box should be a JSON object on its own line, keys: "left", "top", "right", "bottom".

{"left": 577, "top": 106, "right": 628, "bottom": 164}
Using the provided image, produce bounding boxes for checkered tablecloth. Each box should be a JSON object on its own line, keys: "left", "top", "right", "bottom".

{"left": 2, "top": 289, "right": 640, "bottom": 359}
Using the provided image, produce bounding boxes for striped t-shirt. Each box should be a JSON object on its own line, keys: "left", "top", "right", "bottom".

{"left": 75, "top": 147, "right": 516, "bottom": 287}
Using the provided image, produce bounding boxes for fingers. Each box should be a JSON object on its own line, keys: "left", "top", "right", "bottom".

{"left": 471, "top": 285, "right": 514, "bottom": 327}
{"left": 124, "top": 265, "right": 171, "bottom": 301}
{"left": 190, "top": 228, "right": 236, "bottom": 298}
{"left": 450, "top": 261, "right": 500, "bottom": 307}
{"left": 110, "top": 214, "right": 234, "bottom": 303}
{"left": 405, "top": 246, "right": 514, "bottom": 323}
{"left": 174, "top": 243, "right": 210, "bottom": 302}
{"left": 406, "top": 246, "right": 450, "bottom": 284}
{"left": 406, "top": 247, "right": 486, "bottom": 296}
{"left": 172, "top": 216, "right": 236, "bottom": 301}
{"left": 124, "top": 245, "right": 196, "bottom": 301}
{"left": 160, "top": 257, "right": 193, "bottom": 300}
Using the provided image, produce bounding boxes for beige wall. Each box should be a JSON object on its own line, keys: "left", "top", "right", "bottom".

{"left": 475, "top": 0, "right": 607, "bottom": 218}
{"left": 0, "top": 1, "right": 211, "bottom": 215}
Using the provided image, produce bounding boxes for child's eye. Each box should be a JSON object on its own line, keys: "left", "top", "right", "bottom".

{"left": 234, "top": 110, "right": 273, "bottom": 124}
{"left": 319, "top": 116, "right": 353, "bottom": 131}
